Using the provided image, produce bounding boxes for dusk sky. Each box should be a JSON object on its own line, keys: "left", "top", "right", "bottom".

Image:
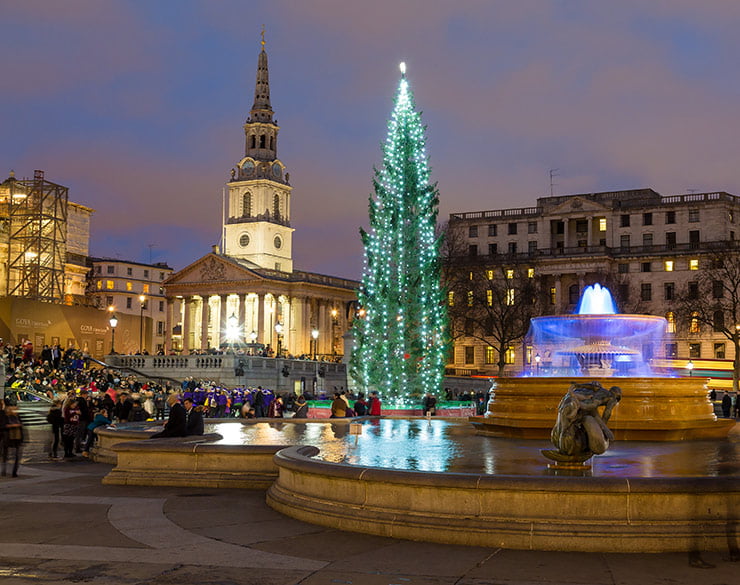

{"left": 3, "top": 1, "right": 740, "bottom": 280}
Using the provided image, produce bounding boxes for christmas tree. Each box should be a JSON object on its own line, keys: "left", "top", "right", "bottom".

{"left": 350, "top": 63, "right": 448, "bottom": 404}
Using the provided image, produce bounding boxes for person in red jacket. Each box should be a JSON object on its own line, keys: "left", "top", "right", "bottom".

{"left": 368, "top": 391, "right": 382, "bottom": 416}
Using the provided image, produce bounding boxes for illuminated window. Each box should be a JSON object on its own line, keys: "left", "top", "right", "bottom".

{"left": 469, "top": 271, "right": 474, "bottom": 281}
{"left": 143, "top": 284, "right": 150, "bottom": 293}
{"left": 504, "top": 345, "right": 516, "bottom": 364}
{"left": 467, "top": 291, "right": 474, "bottom": 307}
{"left": 549, "top": 287, "right": 556, "bottom": 305}
{"left": 505, "top": 269, "right": 514, "bottom": 280}
{"left": 106, "top": 280, "right": 114, "bottom": 290}
{"left": 448, "top": 291, "right": 454, "bottom": 306}
{"left": 689, "top": 259, "right": 699, "bottom": 270}
{"left": 486, "top": 290, "right": 493, "bottom": 306}
{"left": 599, "top": 218, "right": 607, "bottom": 231}
{"left": 126, "top": 282, "right": 133, "bottom": 291}
{"left": 527, "top": 268, "right": 535, "bottom": 278}
{"left": 485, "top": 346, "right": 495, "bottom": 364}
{"left": 96, "top": 281, "right": 102, "bottom": 290}
{"left": 664, "top": 260, "right": 674, "bottom": 272}
{"left": 486, "top": 270, "right": 494, "bottom": 280}
{"left": 666, "top": 311, "right": 676, "bottom": 333}
{"left": 506, "top": 288, "right": 515, "bottom": 305}
{"left": 690, "top": 312, "right": 700, "bottom": 333}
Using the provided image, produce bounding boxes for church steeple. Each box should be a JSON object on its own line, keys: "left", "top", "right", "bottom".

{"left": 225, "top": 29, "right": 294, "bottom": 273}
{"left": 242, "top": 28, "right": 279, "bottom": 163}
{"left": 249, "top": 27, "right": 273, "bottom": 124}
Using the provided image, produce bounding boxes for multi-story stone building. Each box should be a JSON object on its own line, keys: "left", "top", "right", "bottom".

{"left": 447, "top": 188, "right": 740, "bottom": 379}
{"left": 90, "top": 258, "right": 173, "bottom": 354}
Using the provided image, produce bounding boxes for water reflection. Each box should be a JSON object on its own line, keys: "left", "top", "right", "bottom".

{"left": 205, "top": 419, "right": 738, "bottom": 478}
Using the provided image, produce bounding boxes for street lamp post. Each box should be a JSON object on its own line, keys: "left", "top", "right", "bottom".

{"left": 330, "top": 308, "right": 338, "bottom": 357}
{"left": 109, "top": 314, "right": 118, "bottom": 354}
{"left": 687, "top": 359, "right": 694, "bottom": 377}
{"left": 275, "top": 322, "right": 283, "bottom": 357}
{"left": 534, "top": 353, "right": 541, "bottom": 375}
{"left": 311, "top": 328, "right": 319, "bottom": 361}
{"left": 139, "top": 294, "right": 146, "bottom": 354}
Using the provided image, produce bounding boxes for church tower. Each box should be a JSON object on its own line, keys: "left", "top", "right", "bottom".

{"left": 223, "top": 32, "right": 294, "bottom": 272}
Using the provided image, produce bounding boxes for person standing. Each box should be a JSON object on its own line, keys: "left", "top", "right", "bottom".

{"left": 46, "top": 399, "right": 64, "bottom": 459}
{"left": 74, "top": 390, "right": 91, "bottom": 453}
{"left": 1, "top": 401, "right": 24, "bottom": 477}
{"left": 293, "top": 395, "right": 309, "bottom": 418}
{"left": 61, "top": 397, "right": 81, "bottom": 459}
{"left": 368, "top": 391, "right": 382, "bottom": 416}
{"left": 268, "top": 395, "right": 284, "bottom": 418}
{"left": 721, "top": 392, "right": 732, "bottom": 418}
{"left": 422, "top": 392, "right": 437, "bottom": 416}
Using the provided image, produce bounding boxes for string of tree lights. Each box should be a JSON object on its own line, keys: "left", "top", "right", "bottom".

{"left": 350, "top": 63, "right": 448, "bottom": 404}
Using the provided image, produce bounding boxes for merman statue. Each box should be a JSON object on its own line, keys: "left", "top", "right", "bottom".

{"left": 542, "top": 381, "right": 621, "bottom": 466}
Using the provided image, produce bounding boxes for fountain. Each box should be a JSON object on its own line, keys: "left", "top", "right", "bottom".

{"left": 97, "top": 287, "right": 737, "bottom": 552}
{"left": 470, "top": 284, "right": 734, "bottom": 440}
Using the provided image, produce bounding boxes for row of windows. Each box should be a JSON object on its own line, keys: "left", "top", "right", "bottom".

{"left": 103, "top": 295, "right": 165, "bottom": 312}
{"left": 469, "top": 222, "right": 539, "bottom": 238}
{"left": 619, "top": 258, "right": 698, "bottom": 273}
{"left": 241, "top": 192, "right": 284, "bottom": 220}
{"left": 96, "top": 265, "right": 167, "bottom": 280}
{"left": 620, "top": 210, "right": 703, "bottom": 227}
{"left": 467, "top": 209, "right": 711, "bottom": 239}
{"left": 466, "top": 233, "right": 726, "bottom": 257}
{"left": 97, "top": 280, "right": 153, "bottom": 293}
{"left": 248, "top": 133, "right": 275, "bottom": 150}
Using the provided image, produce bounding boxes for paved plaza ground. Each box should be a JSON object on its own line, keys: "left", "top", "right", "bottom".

{"left": 0, "top": 426, "right": 737, "bottom": 585}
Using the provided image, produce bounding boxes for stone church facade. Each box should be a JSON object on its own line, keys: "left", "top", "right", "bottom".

{"left": 163, "top": 38, "right": 358, "bottom": 357}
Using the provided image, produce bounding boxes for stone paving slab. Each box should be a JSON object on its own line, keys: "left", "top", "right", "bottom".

{"left": 0, "top": 427, "right": 736, "bottom": 585}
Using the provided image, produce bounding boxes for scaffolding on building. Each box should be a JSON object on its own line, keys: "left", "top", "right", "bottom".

{"left": 0, "top": 170, "right": 68, "bottom": 302}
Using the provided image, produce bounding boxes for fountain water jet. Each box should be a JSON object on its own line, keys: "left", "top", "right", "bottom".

{"left": 471, "top": 284, "right": 734, "bottom": 440}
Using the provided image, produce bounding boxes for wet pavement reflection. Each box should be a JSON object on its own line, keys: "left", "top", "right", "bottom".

{"left": 208, "top": 419, "right": 739, "bottom": 478}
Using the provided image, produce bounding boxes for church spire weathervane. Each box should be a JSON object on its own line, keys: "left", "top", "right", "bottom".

{"left": 250, "top": 26, "right": 273, "bottom": 124}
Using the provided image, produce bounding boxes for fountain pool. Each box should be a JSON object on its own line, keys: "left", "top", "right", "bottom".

{"left": 99, "top": 418, "right": 739, "bottom": 552}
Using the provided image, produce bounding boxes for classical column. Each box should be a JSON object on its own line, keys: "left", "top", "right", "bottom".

{"left": 238, "top": 293, "right": 247, "bottom": 342}
{"left": 283, "top": 296, "right": 292, "bottom": 354}
{"left": 164, "top": 298, "right": 174, "bottom": 353}
{"left": 318, "top": 300, "right": 327, "bottom": 356}
{"left": 256, "top": 293, "right": 265, "bottom": 346}
{"left": 182, "top": 296, "right": 192, "bottom": 353}
{"left": 200, "top": 295, "right": 210, "bottom": 350}
{"left": 219, "top": 294, "right": 229, "bottom": 348}
{"left": 587, "top": 216, "right": 593, "bottom": 247}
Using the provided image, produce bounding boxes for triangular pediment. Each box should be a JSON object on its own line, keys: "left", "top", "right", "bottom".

{"left": 164, "top": 253, "right": 265, "bottom": 286}
{"left": 548, "top": 196, "right": 610, "bottom": 216}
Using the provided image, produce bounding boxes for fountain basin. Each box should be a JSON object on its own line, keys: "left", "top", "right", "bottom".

{"left": 267, "top": 444, "right": 739, "bottom": 553}
{"left": 472, "top": 376, "right": 734, "bottom": 441}
{"left": 97, "top": 418, "right": 739, "bottom": 553}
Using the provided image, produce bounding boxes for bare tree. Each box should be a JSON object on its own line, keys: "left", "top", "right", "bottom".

{"left": 442, "top": 226, "right": 546, "bottom": 376}
{"left": 673, "top": 249, "right": 740, "bottom": 391}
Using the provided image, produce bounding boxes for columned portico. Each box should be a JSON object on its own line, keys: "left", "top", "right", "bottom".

{"left": 163, "top": 253, "right": 356, "bottom": 360}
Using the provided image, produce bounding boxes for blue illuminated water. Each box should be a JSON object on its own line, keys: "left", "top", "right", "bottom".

{"left": 526, "top": 283, "right": 668, "bottom": 377}
{"left": 204, "top": 419, "right": 739, "bottom": 478}
{"left": 575, "top": 283, "right": 618, "bottom": 315}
